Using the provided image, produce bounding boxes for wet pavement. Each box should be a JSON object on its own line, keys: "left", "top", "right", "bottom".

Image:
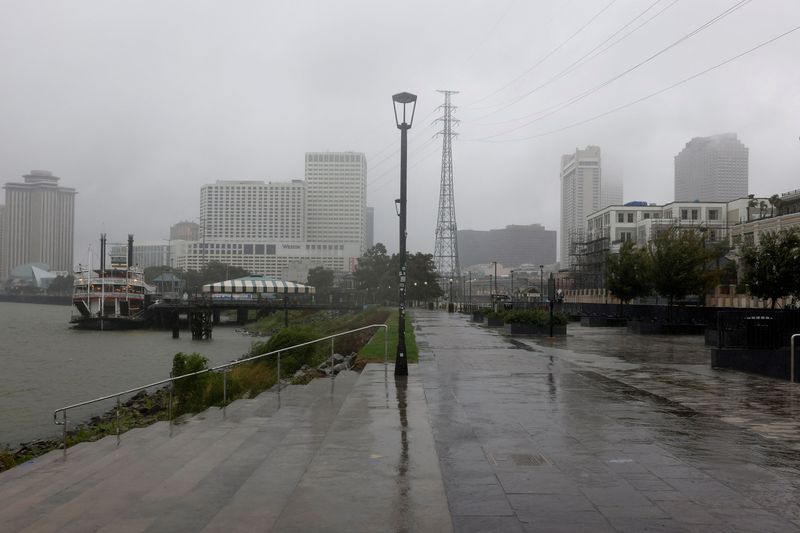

{"left": 414, "top": 309, "right": 800, "bottom": 532}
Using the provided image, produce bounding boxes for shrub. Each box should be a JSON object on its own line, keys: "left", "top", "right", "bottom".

{"left": 251, "top": 326, "right": 322, "bottom": 378}
{"left": 504, "top": 310, "right": 547, "bottom": 326}
{"left": 171, "top": 352, "right": 210, "bottom": 414}
{"left": 503, "top": 309, "right": 568, "bottom": 326}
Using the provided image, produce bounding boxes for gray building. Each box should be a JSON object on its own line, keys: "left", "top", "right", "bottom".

{"left": 305, "top": 152, "right": 367, "bottom": 253}
{"left": 170, "top": 220, "right": 200, "bottom": 241}
{"left": 560, "top": 146, "right": 602, "bottom": 269}
{"left": 1, "top": 170, "right": 76, "bottom": 280}
{"left": 458, "top": 224, "right": 556, "bottom": 269}
{"left": 366, "top": 206, "right": 374, "bottom": 248}
{"left": 675, "top": 133, "right": 748, "bottom": 202}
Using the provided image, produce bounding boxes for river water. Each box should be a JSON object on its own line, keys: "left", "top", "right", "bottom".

{"left": 0, "top": 302, "right": 258, "bottom": 447}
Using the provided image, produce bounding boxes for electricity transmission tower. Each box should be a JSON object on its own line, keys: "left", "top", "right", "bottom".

{"left": 433, "top": 90, "right": 461, "bottom": 292}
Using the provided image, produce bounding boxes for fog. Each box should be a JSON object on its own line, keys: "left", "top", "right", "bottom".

{"left": 1, "top": 0, "right": 798, "bottom": 262}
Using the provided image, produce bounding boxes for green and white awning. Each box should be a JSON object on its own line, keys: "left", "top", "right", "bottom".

{"left": 202, "top": 279, "right": 315, "bottom": 294}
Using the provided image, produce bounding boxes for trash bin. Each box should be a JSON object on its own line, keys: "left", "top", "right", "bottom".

{"left": 744, "top": 316, "right": 775, "bottom": 349}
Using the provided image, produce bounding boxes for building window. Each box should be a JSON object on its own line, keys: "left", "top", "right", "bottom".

{"left": 691, "top": 209, "right": 699, "bottom": 220}
{"left": 643, "top": 213, "right": 650, "bottom": 219}
{"left": 708, "top": 209, "right": 719, "bottom": 220}
{"left": 627, "top": 213, "right": 634, "bottom": 223}
{"left": 617, "top": 213, "right": 624, "bottom": 223}
{"left": 681, "top": 209, "right": 688, "bottom": 220}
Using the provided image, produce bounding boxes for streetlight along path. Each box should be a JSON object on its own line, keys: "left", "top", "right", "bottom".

{"left": 415, "top": 309, "right": 800, "bottom": 532}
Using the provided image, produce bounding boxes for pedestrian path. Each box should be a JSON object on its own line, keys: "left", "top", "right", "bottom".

{"left": 415, "top": 309, "right": 800, "bottom": 532}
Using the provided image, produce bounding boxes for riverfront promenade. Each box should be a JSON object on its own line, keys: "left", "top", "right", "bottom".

{"left": 1, "top": 309, "right": 799, "bottom": 531}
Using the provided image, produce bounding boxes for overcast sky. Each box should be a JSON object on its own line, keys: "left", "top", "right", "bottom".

{"left": 1, "top": 0, "right": 799, "bottom": 264}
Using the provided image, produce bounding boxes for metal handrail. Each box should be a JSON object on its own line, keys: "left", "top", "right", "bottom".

{"left": 53, "top": 323, "right": 389, "bottom": 458}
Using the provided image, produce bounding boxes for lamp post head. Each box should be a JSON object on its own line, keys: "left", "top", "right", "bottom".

{"left": 392, "top": 92, "right": 417, "bottom": 129}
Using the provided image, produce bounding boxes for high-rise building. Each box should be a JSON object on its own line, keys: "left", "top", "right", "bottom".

{"left": 366, "top": 206, "right": 374, "bottom": 248}
{"left": 675, "top": 133, "right": 748, "bottom": 202}
{"left": 560, "top": 146, "right": 601, "bottom": 269}
{"left": 601, "top": 177, "right": 623, "bottom": 208}
{"left": 304, "top": 152, "right": 367, "bottom": 253}
{"left": 458, "top": 224, "right": 556, "bottom": 269}
{"left": 200, "top": 180, "right": 306, "bottom": 241}
{"left": 109, "top": 241, "right": 170, "bottom": 269}
{"left": 170, "top": 220, "right": 200, "bottom": 241}
{"left": 1, "top": 170, "right": 76, "bottom": 279}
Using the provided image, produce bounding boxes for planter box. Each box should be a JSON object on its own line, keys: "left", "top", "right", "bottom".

{"left": 627, "top": 320, "right": 705, "bottom": 335}
{"left": 486, "top": 316, "right": 505, "bottom": 327}
{"left": 711, "top": 347, "right": 798, "bottom": 381}
{"left": 471, "top": 312, "right": 485, "bottom": 323}
{"left": 504, "top": 323, "right": 567, "bottom": 336}
{"left": 580, "top": 316, "right": 627, "bottom": 327}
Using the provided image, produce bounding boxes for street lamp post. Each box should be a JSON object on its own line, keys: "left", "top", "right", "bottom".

{"left": 392, "top": 91, "right": 417, "bottom": 377}
{"left": 539, "top": 265, "right": 544, "bottom": 303}
{"left": 510, "top": 270, "right": 515, "bottom": 301}
{"left": 468, "top": 272, "right": 472, "bottom": 309}
{"left": 448, "top": 278, "right": 453, "bottom": 312}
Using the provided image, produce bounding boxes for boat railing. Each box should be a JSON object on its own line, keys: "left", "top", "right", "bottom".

{"left": 53, "top": 323, "right": 389, "bottom": 459}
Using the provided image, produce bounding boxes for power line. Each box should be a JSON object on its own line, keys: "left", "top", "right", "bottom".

{"left": 470, "top": 0, "right": 754, "bottom": 141}
{"left": 467, "top": 0, "right": 680, "bottom": 125}
{"left": 464, "top": 0, "right": 620, "bottom": 109}
{"left": 466, "top": 24, "right": 800, "bottom": 144}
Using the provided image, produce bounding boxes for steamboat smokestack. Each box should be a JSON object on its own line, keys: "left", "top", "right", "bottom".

{"left": 100, "top": 233, "right": 106, "bottom": 273}
{"left": 128, "top": 234, "right": 134, "bottom": 268}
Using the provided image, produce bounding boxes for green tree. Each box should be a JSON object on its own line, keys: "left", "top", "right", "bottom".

{"left": 406, "top": 252, "right": 443, "bottom": 302}
{"left": 605, "top": 240, "right": 652, "bottom": 314}
{"left": 47, "top": 274, "right": 74, "bottom": 295}
{"left": 183, "top": 261, "right": 249, "bottom": 292}
{"left": 354, "top": 243, "right": 393, "bottom": 302}
{"left": 769, "top": 194, "right": 783, "bottom": 217}
{"left": 649, "top": 227, "right": 724, "bottom": 313}
{"left": 144, "top": 265, "right": 173, "bottom": 283}
{"left": 307, "top": 266, "right": 334, "bottom": 294}
{"left": 739, "top": 229, "right": 800, "bottom": 308}
{"left": 171, "top": 352, "right": 210, "bottom": 414}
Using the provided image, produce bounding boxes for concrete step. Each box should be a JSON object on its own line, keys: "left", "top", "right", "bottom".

{"left": 0, "top": 371, "right": 363, "bottom": 533}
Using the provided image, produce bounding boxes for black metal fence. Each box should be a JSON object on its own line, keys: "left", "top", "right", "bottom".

{"left": 715, "top": 310, "right": 800, "bottom": 349}
{"left": 560, "top": 302, "right": 718, "bottom": 325}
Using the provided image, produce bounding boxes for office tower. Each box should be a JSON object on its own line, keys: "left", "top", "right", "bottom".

{"left": 170, "top": 220, "right": 200, "bottom": 241}
{"left": 366, "top": 206, "right": 374, "bottom": 248}
{"left": 601, "top": 177, "right": 623, "bottom": 208}
{"left": 675, "top": 133, "right": 748, "bottom": 202}
{"left": 1, "top": 170, "right": 76, "bottom": 279}
{"left": 560, "top": 146, "right": 601, "bottom": 269}
{"left": 199, "top": 180, "right": 306, "bottom": 240}
{"left": 458, "top": 224, "right": 556, "bottom": 269}
{"left": 304, "top": 152, "right": 367, "bottom": 253}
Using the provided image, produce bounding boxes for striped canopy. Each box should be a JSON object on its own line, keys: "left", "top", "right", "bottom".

{"left": 202, "top": 279, "right": 315, "bottom": 294}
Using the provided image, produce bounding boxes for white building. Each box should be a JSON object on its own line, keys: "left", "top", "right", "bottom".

{"left": 586, "top": 201, "right": 731, "bottom": 254}
{"left": 560, "top": 146, "right": 602, "bottom": 269}
{"left": 305, "top": 152, "right": 367, "bottom": 253}
{"left": 674, "top": 133, "right": 748, "bottom": 203}
{"left": 109, "top": 241, "right": 170, "bottom": 269}
{"left": 171, "top": 239, "right": 361, "bottom": 279}
{"left": 1, "top": 170, "right": 76, "bottom": 280}
{"left": 200, "top": 180, "right": 306, "bottom": 241}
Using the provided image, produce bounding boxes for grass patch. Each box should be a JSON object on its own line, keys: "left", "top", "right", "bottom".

{"left": 358, "top": 308, "right": 418, "bottom": 364}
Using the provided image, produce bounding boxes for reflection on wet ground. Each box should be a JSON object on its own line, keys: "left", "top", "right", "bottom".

{"left": 522, "top": 325, "right": 800, "bottom": 451}
{"left": 415, "top": 310, "right": 800, "bottom": 532}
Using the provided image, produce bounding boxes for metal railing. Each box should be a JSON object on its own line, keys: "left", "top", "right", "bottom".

{"left": 53, "top": 323, "right": 389, "bottom": 458}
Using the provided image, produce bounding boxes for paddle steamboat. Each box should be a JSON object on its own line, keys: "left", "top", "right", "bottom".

{"left": 71, "top": 234, "right": 154, "bottom": 330}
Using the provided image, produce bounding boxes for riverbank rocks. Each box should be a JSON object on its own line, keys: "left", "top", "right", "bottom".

{"left": 316, "top": 352, "right": 357, "bottom": 376}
